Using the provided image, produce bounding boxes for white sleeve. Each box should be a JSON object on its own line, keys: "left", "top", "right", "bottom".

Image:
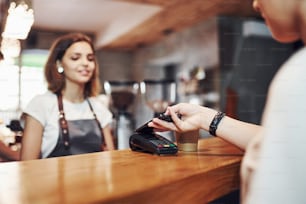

{"left": 246, "top": 50, "right": 306, "bottom": 204}
{"left": 23, "top": 93, "right": 52, "bottom": 126}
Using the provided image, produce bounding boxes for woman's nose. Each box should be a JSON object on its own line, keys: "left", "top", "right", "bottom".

{"left": 81, "top": 57, "right": 89, "bottom": 66}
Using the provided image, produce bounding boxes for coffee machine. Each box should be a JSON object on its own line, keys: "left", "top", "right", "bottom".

{"left": 140, "top": 79, "right": 176, "bottom": 141}
{"left": 104, "top": 81, "right": 139, "bottom": 149}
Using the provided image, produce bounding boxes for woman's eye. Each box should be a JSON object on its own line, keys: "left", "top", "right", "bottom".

{"left": 71, "top": 57, "right": 79, "bottom": 61}
{"left": 69, "top": 54, "right": 94, "bottom": 61}
{"left": 87, "top": 55, "right": 95, "bottom": 61}
{"left": 87, "top": 57, "right": 94, "bottom": 61}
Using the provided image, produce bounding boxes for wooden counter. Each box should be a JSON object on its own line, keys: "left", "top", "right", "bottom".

{"left": 0, "top": 137, "right": 243, "bottom": 204}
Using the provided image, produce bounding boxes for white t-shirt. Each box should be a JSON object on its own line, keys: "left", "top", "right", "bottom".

{"left": 242, "top": 47, "right": 306, "bottom": 203}
{"left": 23, "top": 91, "right": 113, "bottom": 158}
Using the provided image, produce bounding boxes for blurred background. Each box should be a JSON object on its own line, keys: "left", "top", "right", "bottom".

{"left": 0, "top": 0, "right": 302, "bottom": 148}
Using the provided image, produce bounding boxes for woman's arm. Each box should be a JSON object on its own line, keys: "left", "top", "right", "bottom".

{"left": 102, "top": 125, "right": 115, "bottom": 151}
{"left": 20, "top": 115, "right": 43, "bottom": 160}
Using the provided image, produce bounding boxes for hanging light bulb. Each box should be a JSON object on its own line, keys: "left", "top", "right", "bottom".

{"left": 2, "top": 1, "right": 34, "bottom": 40}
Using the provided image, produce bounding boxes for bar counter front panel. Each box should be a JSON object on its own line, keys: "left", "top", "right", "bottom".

{"left": 0, "top": 137, "right": 243, "bottom": 204}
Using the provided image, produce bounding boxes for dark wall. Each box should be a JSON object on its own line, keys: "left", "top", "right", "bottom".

{"left": 218, "top": 16, "right": 299, "bottom": 124}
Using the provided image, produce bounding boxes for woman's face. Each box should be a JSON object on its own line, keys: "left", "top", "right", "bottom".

{"left": 253, "top": 0, "right": 300, "bottom": 43}
{"left": 61, "top": 41, "right": 96, "bottom": 86}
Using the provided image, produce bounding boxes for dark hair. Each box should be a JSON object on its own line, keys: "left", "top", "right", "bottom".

{"left": 44, "top": 33, "right": 101, "bottom": 97}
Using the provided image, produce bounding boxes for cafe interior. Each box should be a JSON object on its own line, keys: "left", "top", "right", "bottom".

{"left": 0, "top": 0, "right": 302, "bottom": 203}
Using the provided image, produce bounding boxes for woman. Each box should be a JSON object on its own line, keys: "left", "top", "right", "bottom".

{"left": 21, "top": 33, "right": 115, "bottom": 160}
{"left": 149, "top": 0, "right": 306, "bottom": 203}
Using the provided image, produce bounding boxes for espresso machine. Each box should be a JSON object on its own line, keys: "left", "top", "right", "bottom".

{"left": 140, "top": 79, "right": 176, "bottom": 141}
{"left": 104, "top": 81, "right": 139, "bottom": 149}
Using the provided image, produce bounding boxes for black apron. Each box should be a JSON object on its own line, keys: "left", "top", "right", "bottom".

{"left": 47, "top": 94, "right": 104, "bottom": 158}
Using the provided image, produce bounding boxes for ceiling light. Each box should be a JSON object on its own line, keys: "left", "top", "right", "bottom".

{"left": 2, "top": 1, "right": 34, "bottom": 40}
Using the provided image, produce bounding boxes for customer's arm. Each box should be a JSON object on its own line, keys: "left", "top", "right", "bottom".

{"left": 20, "top": 115, "right": 43, "bottom": 160}
{"left": 149, "top": 103, "right": 262, "bottom": 150}
{"left": 213, "top": 115, "right": 261, "bottom": 150}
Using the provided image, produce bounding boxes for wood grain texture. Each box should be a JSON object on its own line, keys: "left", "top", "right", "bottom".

{"left": 0, "top": 137, "right": 243, "bottom": 204}
{"left": 104, "top": 0, "right": 258, "bottom": 50}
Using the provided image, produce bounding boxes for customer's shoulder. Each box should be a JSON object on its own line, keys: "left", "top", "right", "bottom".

{"left": 269, "top": 47, "right": 306, "bottom": 95}
{"left": 286, "top": 46, "right": 306, "bottom": 64}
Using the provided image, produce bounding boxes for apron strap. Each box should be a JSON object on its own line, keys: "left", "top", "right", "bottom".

{"left": 56, "top": 93, "right": 70, "bottom": 149}
{"left": 56, "top": 93, "right": 105, "bottom": 149}
{"left": 86, "top": 98, "right": 105, "bottom": 144}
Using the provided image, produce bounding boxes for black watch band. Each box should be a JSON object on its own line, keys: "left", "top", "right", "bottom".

{"left": 209, "top": 112, "right": 225, "bottom": 136}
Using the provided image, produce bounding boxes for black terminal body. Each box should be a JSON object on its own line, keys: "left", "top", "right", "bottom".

{"left": 129, "top": 113, "right": 180, "bottom": 155}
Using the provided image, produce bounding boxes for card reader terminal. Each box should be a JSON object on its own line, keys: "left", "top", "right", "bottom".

{"left": 129, "top": 113, "right": 180, "bottom": 155}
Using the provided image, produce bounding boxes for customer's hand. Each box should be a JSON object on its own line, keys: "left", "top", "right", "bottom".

{"left": 148, "top": 103, "right": 217, "bottom": 133}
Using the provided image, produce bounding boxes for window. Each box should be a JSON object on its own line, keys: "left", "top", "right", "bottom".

{"left": 0, "top": 49, "right": 48, "bottom": 124}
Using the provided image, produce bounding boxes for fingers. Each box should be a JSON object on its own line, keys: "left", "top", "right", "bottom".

{"left": 147, "top": 103, "right": 187, "bottom": 132}
{"left": 168, "top": 103, "right": 181, "bottom": 114}
{"left": 168, "top": 107, "right": 180, "bottom": 123}
{"left": 148, "top": 118, "right": 178, "bottom": 132}
{"left": 152, "top": 128, "right": 167, "bottom": 132}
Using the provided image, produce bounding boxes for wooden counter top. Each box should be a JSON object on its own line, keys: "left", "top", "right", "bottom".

{"left": 0, "top": 137, "right": 243, "bottom": 204}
